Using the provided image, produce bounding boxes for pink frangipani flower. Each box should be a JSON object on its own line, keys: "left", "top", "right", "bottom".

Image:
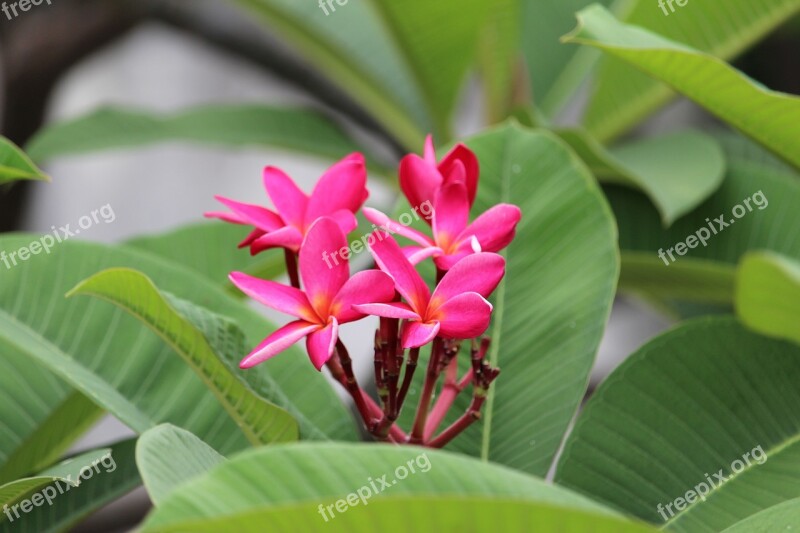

{"left": 206, "top": 153, "right": 369, "bottom": 255}
{"left": 353, "top": 234, "right": 505, "bottom": 348}
{"left": 364, "top": 181, "right": 521, "bottom": 270}
{"left": 230, "top": 217, "right": 395, "bottom": 370}
{"left": 401, "top": 135, "right": 480, "bottom": 216}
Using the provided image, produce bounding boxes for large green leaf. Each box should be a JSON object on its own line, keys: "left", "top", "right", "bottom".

{"left": 736, "top": 252, "right": 800, "bottom": 345}
{"left": 68, "top": 268, "right": 300, "bottom": 445}
{"left": 0, "top": 136, "right": 49, "bottom": 184}
{"left": 567, "top": 4, "right": 800, "bottom": 169}
{"left": 0, "top": 236, "right": 355, "bottom": 458}
{"left": 0, "top": 439, "right": 141, "bottom": 533}
{"left": 559, "top": 129, "right": 726, "bottom": 225}
{"left": 393, "top": 124, "right": 618, "bottom": 475}
{"left": 556, "top": 317, "right": 800, "bottom": 531}
{"left": 611, "top": 134, "right": 800, "bottom": 312}
{"left": 140, "top": 443, "right": 649, "bottom": 531}
{"left": 579, "top": 0, "right": 800, "bottom": 142}
{"left": 478, "top": 0, "right": 520, "bottom": 122}
{"left": 137, "top": 424, "right": 225, "bottom": 506}
{"left": 233, "top": 0, "right": 490, "bottom": 146}
{"left": 26, "top": 105, "right": 382, "bottom": 167}
{"left": 127, "top": 222, "right": 285, "bottom": 295}
{"left": 722, "top": 498, "right": 800, "bottom": 532}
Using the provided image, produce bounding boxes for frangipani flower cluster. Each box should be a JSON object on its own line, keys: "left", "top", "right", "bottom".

{"left": 209, "top": 138, "right": 521, "bottom": 447}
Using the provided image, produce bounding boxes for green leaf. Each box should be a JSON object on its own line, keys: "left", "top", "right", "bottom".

{"left": 0, "top": 439, "right": 141, "bottom": 533}
{"left": 0, "top": 236, "right": 355, "bottom": 458}
{"left": 736, "top": 252, "right": 800, "bottom": 346}
{"left": 559, "top": 129, "right": 726, "bottom": 225}
{"left": 566, "top": 4, "right": 800, "bottom": 169}
{"left": 394, "top": 124, "right": 618, "bottom": 475}
{"left": 556, "top": 317, "right": 800, "bottom": 531}
{"left": 478, "top": 0, "right": 521, "bottom": 122}
{"left": 578, "top": 0, "right": 800, "bottom": 142}
{"left": 0, "top": 136, "right": 49, "bottom": 184}
{"left": 68, "top": 268, "right": 299, "bottom": 445}
{"left": 140, "top": 443, "right": 647, "bottom": 531}
{"left": 137, "top": 425, "right": 225, "bottom": 506}
{"left": 27, "top": 105, "right": 382, "bottom": 167}
{"left": 722, "top": 498, "right": 800, "bottom": 532}
{"left": 521, "top": 0, "right": 615, "bottom": 116}
{"left": 610, "top": 134, "right": 800, "bottom": 313}
{"left": 127, "top": 223, "right": 285, "bottom": 294}
{"left": 234, "top": 0, "right": 491, "bottom": 146}
{"left": 0, "top": 390, "right": 104, "bottom": 485}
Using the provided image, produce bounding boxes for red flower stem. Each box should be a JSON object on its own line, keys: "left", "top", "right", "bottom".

{"left": 408, "top": 337, "right": 443, "bottom": 444}
{"left": 284, "top": 249, "right": 300, "bottom": 289}
{"left": 423, "top": 361, "right": 472, "bottom": 441}
{"left": 427, "top": 393, "right": 486, "bottom": 449}
{"left": 326, "top": 341, "right": 407, "bottom": 442}
{"left": 396, "top": 346, "right": 420, "bottom": 412}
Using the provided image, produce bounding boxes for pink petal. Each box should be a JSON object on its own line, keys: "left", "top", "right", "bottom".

{"left": 368, "top": 233, "right": 431, "bottom": 316}
{"left": 439, "top": 143, "right": 479, "bottom": 207}
{"left": 431, "top": 252, "right": 506, "bottom": 307}
{"left": 240, "top": 320, "right": 320, "bottom": 369}
{"left": 457, "top": 204, "right": 522, "bottom": 253}
{"left": 263, "top": 167, "right": 308, "bottom": 229}
{"left": 432, "top": 182, "right": 470, "bottom": 250}
{"left": 300, "top": 217, "right": 350, "bottom": 318}
{"left": 433, "top": 292, "right": 493, "bottom": 339}
{"left": 305, "top": 154, "right": 368, "bottom": 226}
{"left": 433, "top": 249, "right": 474, "bottom": 271}
{"left": 306, "top": 318, "right": 339, "bottom": 371}
{"left": 402, "top": 246, "right": 444, "bottom": 265}
{"left": 328, "top": 209, "right": 359, "bottom": 235}
{"left": 229, "top": 272, "right": 318, "bottom": 322}
{"left": 423, "top": 135, "right": 437, "bottom": 165}
{"left": 205, "top": 211, "right": 245, "bottom": 225}
{"left": 211, "top": 196, "right": 284, "bottom": 231}
{"left": 250, "top": 226, "right": 304, "bottom": 254}
{"left": 399, "top": 154, "right": 443, "bottom": 218}
{"left": 238, "top": 228, "right": 265, "bottom": 249}
{"left": 401, "top": 320, "right": 441, "bottom": 349}
{"left": 363, "top": 207, "right": 433, "bottom": 248}
{"left": 352, "top": 302, "right": 420, "bottom": 320}
{"left": 331, "top": 270, "right": 397, "bottom": 323}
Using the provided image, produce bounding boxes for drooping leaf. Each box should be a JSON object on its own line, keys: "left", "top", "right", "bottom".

{"left": 736, "top": 252, "right": 800, "bottom": 346}
{"left": 566, "top": 4, "right": 800, "bottom": 169}
{"left": 0, "top": 136, "right": 49, "bottom": 184}
{"left": 556, "top": 317, "right": 800, "bottom": 531}
{"left": 140, "top": 443, "right": 651, "bottom": 531}
{"left": 0, "top": 236, "right": 356, "bottom": 461}
{"left": 393, "top": 124, "right": 618, "bottom": 475}
{"left": 559, "top": 129, "right": 726, "bottom": 225}
{"left": 578, "top": 0, "right": 800, "bottom": 142}
{"left": 27, "top": 105, "right": 384, "bottom": 168}
{"left": 611, "top": 134, "right": 800, "bottom": 313}
{"left": 68, "top": 268, "right": 300, "bottom": 446}
{"left": 0, "top": 439, "right": 141, "bottom": 533}
{"left": 137, "top": 425, "right": 225, "bottom": 506}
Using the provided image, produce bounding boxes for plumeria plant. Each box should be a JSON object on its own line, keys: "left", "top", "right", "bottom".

{"left": 209, "top": 140, "right": 520, "bottom": 447}
{"left": 2, "top": 0, "right": 800, "bottom": 531}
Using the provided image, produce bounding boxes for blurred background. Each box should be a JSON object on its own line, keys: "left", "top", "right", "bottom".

{"left": 1, "top": 1, "right": 798, "bottom": 530}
